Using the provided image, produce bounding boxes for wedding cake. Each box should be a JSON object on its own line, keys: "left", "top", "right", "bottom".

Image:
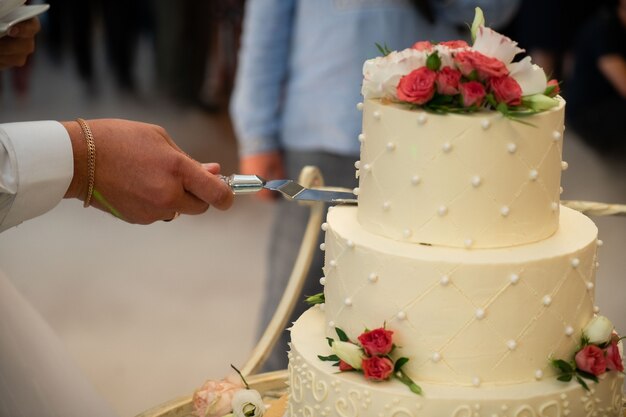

{"left": 286, "top": 10, "right": 624, "bottom": 417}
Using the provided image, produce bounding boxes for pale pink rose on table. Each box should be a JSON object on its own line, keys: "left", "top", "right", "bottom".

{"left": 192, "top": 375, "right": 244, "bottom": 417}
{"left": 459, "top": 81, "right": 486, "bottom": 107}
{"left": 397, "top": 67, "right": 437, "bottom": 105}
{"left": 454, "top": 50, "right": 508, "bottom": 79}
{"left": 358, "top": 328, "right": 394, "bottom": 356}
{"left": 490, "top": 75, "right": 522, "bottom": 105}
{"left": 436, "top": 66, "right": 462, "bottom": 95}
{"left": 575, "top": 345, "right": 607, "bottom": 376}
{"left": 362, "top": 356, "right": 394, "bottom": 381}
{"left": 604, "top": 341, "right": 624, "bottom": 372}
{"left": 412, "top": 40, "right": 434, "bottom": 51}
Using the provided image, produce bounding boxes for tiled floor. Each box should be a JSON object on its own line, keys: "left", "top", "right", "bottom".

{"left": 0, "top": 40, "right": 624, "bottom": 416}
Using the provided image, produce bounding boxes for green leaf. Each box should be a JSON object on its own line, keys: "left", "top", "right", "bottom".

{"left": 576, "top": 375, "right": 590, "bottom": 391}
{"left": 305, "top": 293, "right": 325, "bottom": 306}
{"left": 485, "top": 93, "right": 497, "bottom": 108}
{"left": 426, "top": 51, "right": 441, "bottom": 71}
{"left": 318, "top": 354, "right": 340, "bottom": 362}
{"left": 375, "top": 42, "right": 392, "bottom": 56}
{"left": 557, "top": 374, "right": 573, "bottom": 382}
{"left": 394, "top": 369, "right": 423, "bottom": 396}
{"left": 336, "top": 327, "right": 349, "bottom": 342}
{"left": 394, "top": 357, "right": 410, "bottom": 373}
{"left": 326, "top": 337, "right": 334, "bottom": 347}
{"left": 576, "top": 370, "right": 599, "bottom": 383}
{"left": 551, "top": 359, "right": 574, "bottom": 374}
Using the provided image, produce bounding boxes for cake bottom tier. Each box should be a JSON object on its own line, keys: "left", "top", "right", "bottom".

{"left": 288, "top": 308, "right": 624, "bottom": 417}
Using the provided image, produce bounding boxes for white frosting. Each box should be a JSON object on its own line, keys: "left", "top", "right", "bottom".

{"left": 288, "top": 308, "right": 625, "bottom": 417}
{"left": 357, "top": 99, "right": 566, "bottom": 248}
{"left": 322, "top": 206, "right": 598, "bottom": 385}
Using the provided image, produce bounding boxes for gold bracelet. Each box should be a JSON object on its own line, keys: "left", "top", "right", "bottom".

{"left": 76, "top": 118, "right": 96, "bottom": 207}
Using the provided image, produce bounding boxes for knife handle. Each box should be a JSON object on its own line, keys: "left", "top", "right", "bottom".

{"left": 220, "top": 174, "right": 265, "bottom": 194}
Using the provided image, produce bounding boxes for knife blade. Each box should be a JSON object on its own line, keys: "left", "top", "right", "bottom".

{"left": 221, "top": 174, "right": 357, "bottom": 204}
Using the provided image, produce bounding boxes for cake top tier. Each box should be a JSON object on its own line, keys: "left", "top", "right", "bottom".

{"left": 361, "top": 8, "right": 560, "bottom": 117}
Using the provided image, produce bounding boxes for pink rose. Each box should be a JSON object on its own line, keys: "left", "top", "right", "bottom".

{"left": 192, "top": 375, "right": 244, "bottom": 417}
{"left": 439, "top": 40, "right": 469, "bottom": 49}
{"left": 546, "top": 79, "right": 560, "bottom": 97}
{"left": 454, "top": 50, "right": 508, "bottom": 79}
{"left": 490, "top": 75, "right": 522, "bottom": 106}
{"left": 575, "top": 345, "right": 607, "bottom": 376}
{"left": 397, "top": 67, "right": 437, "bottom": 105}
{"left": 459, "top": 81, "right": 486, "bottom": 107}
{"left": 358, "top": 328, "right": 394, "bottom": 356}
{"left": 339, "top": 359, "right": 354, "bottom": 372}
{"left": 362, "top": 356, "right": 394, "bottom": 381}
{"left": 436, "top": 66, "right": 462, "bottom": 95}
{"left": 605, "top": 341, "right": 624, "bottom": 372}
{"left": 412, "top": 41, "right": 434, "bottom": 51}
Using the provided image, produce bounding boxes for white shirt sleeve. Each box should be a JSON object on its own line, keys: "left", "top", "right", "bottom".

{"left": 0, "top": 121, "right": 73, "bottom": 233}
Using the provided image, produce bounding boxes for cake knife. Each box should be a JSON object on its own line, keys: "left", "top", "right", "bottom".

{"left": 221, "top": 174, "right": 357, "bottom": 204}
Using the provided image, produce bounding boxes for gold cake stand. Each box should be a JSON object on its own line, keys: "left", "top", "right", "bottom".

{"left": 136, "top": 167, "right": 626, "bottom": 417}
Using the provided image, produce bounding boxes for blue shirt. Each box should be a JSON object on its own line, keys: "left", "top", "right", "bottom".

{"left": 231, "top": 0, "right": 520, "bottom": 157}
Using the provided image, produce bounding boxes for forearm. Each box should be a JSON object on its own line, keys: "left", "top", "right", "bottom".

{"left": 599, "top": 55, "right": 626, "bottom": 98}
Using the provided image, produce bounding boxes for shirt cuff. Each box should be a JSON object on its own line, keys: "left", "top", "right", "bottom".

{"left": 0, "top": 121, "right": 73, "bottom": 231}
{"left": 237, "top": 136, "right": 282, "bottom": 157}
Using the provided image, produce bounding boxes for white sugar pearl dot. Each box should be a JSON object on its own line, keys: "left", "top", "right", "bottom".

{"left": 475, "top": 308, "right": 485, "bottom": 319}
{"left": 431, "top": 352, "right": 441, "bottom": 362}
{"left": 346, "top": 240, "right": 355, "bottom": 248}
{"left": 529, "top": 169, "right": 539, "bottom": 180}
{"left": 417, "top": 113, "right": 427, "bottom": 125}
{"left": 373, "top": 110, "right": 381, "bottom": 120}
{"left": 571, "top": 258, "right": 580, "bottom": 268}
{"left": 321, "top": 222, "right": 329, "bottom": 231}
{"left": 481, "top": 119, "right": 491, "bottom": 130}
{"left": 354, "top": 160, "right": 361, "bottom": 169}
{"left": 597, "top": 239, "right": 604, "bottom": 247}
{"left": 353, "top": 187, "right": 360, "bottom": 195}
{"left": 411, "top": 175, "right": 421, "bottom": 185}
{"left": 320, "top": 243, "right": 326, "bottom": 251}
{"left": 535, "top": 370, "right": 544, "bottom": 380}
{"left": 403, "top": 228, "right": 412, "bottom": 238}
{"left": 440, "top": 275, "right": 450, "bottom": 286}
{"left": 368, "top": 273, "right": 378, "bottom": 283}
{"left": 593, "top": 306, "right": 600, "bottom": 313}
{"left": 464, "top": 238, "right": 474, "bottom": 248}
{"left": 358, "top": 133, "right": 366, "bottom": 142}
{"left": 595, "top": 261, "right": 600, "bottom": 268}
{"left": 551, "top": 202, "right": 559, "bottom": 211}
{"left": 561, "top": 161, "right": 569, "bottom": 171}
{"left": 552, "top": 131, "right": 562, "bottom": 140}
{"left": 500, "top": 206, "right": 510, "bottom": 217}
{"left": 397, "top": 311, "right": 407, "bottom": 320}
{"left": 510, "top": 273, "right": 520, "bottom": 284}
{"left": 344, "top": 298, "right": 352, "bottom": 306}
{"left": 438, "top": 205, "right": 448, "bottom": 216}
{"left": 472, "top": 377, "right": 481, "bottom": 387}
{"left": 565, "top": 326, "right": 574, "bottom": 336}
{"left": 356, "top": 102, "right": 364, "bottom": 111}
{"left": 543, "top": 295, "right": 552, "bottom": 306}
{"left": 442, "top": 142, "right": 452, "bottom": 153}
{"left": 507, "top": 340, "right": 517, "bottom": 350}
{"left": 320, "top": 277, "right": 326, "bottom": 285}
{"left": 382, "top": 201, "right": 391, "bottom": 211}
{"left": 328, "top": 321, "right": 335, "bottom": 328}
{"left": 586, "top": 282, "right": 594, "bottom": 290}
{"left": 362, "top": 163, "right": 371, "bottom": 172}
{"left": 386, "top": 142, "right": 396, "bottom": 151}
{"left": 471, "top": 175, "right": 482, "bottom": 187}
{"left": 329, "top": 260, "right": 337, "bottom": 268}
{"left": 507, "top": 143, "right": 517, "bottom": 153}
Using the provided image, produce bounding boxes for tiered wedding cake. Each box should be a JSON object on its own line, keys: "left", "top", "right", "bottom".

{"left": 286, "top": 10, "right": 624, "bottom": 417}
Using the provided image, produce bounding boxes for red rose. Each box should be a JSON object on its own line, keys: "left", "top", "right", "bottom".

{"left": 459, "top": 81, "right": 486, "bottom": 107}
{"left": 358, "top": 328, "right": 394, "bottom": 356}
{"left": 397, "top": 67, "right": 437, "bottom": 105}
{"left": 575, "top": 345, "right": 607, "bottom": 376}
{"left": 604, "top": 341, "right": 624, "bottom": 372}
{"left": 362, "top": 356, "right": 394, "bottom": 381}
{"left": 439, "top": 40, "right": 469, "bottom": 49}
{"left": 412, "top": 41, "right": 434, "bottom": 51}
{"left": 339, "top": 360, "right": 354, "bottom": 372}
{"left": 454, "top": 50, "right": 508, "bottom": 79}
{"left": 490, "top": 75, "right": 522, "bottom": 106}
{"left": 546, "top": 79, "right": 560, "bottom": 97}
{"left": 436, "top": 66, "right": 462, "bottom": 95}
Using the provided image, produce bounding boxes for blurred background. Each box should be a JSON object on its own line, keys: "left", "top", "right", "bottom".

{"left": 0, "top": 0, "right": 624, "bottom": 415}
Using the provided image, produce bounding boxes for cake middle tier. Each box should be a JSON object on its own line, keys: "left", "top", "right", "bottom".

{"left": 322, "top": 205, "right": 598, "bottom": 385}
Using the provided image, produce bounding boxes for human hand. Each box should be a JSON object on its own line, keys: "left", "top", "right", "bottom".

{"left": 62, "top": 119, "right": 234, "bottom": 224}
{"left": 239, "top": 151, "right": 285, "bottom": 201}
{"left": 0, "top": 17, "right": 40, "bottom": 69}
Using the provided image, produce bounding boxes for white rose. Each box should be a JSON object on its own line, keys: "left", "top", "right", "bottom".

{"left": 231, "top": 389, "right": 265, "bottom": 417}
{"left": 583, "top": 316, "right": 615, "bottom": 345}
{"left": 362, "top": 48, "right": 427, "bottom": 100}
{"left": 332, "top": 341, "right": 365, "bottom": 370}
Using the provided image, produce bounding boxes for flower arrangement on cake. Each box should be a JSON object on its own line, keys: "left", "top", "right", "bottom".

{"left": 551, "top": 315, "right": 624, "bottom": 391}
{"left": 362, "top": 8, "right": 560, "bottom": 118}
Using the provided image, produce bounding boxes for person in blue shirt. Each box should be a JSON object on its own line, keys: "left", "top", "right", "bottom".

{"left": 230, "top": 0, "right": 521, "bottom": 371}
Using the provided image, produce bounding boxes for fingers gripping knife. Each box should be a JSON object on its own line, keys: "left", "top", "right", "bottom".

{"left": 221, "top": 174, "right": 357, "bottom": 204}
